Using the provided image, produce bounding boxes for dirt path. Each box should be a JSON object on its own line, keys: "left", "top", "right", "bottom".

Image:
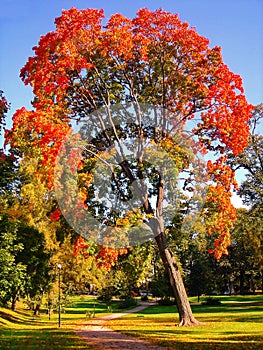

{"left": 75, "top": 302, "right": 171, "bottom": 349}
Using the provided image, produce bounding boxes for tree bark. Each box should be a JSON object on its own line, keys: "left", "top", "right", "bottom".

{"left": 148, "top": 172, "right": 201, "bottom": 326}
{"left": 34, "top": 303, "right": 41, "bottom": 316}
{"left": 239, "top": 269, "right": 245, "bottom": 294}
{"left": 154, "top": 231, "right": 201, "bottom": 326}
{"left": 11, "top": 287, "right": 20, "bottom": 311}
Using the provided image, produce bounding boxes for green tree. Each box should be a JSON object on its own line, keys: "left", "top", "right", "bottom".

{"left": 233, "top": 104, "right": 263, "bottom": 207}
{"left": 230, "top": 208, "right": 263, "bottom": 293}
{"left": 0, "top": 215, "right": 26, "bottom": 310}
{"left": 15, "top": 223, "right": 54, "bottom": 314}
{"left": 53, "top": 234, "right": 109, "bottom": 294}
{"left": 113, "top": 243, "right": 153, "bottom": 299}
{"left": 230, "top": 104, "right": 263, "bottom": 291}
{"left": 0, "top": 93, "right": 26, "bottom": 310}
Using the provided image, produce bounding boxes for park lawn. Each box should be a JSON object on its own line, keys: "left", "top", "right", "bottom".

{"left": 0, "top": 295, "right": 118, "bottom": 350}
{"left": 108, "top": 295, "right": 263, "bottom": 350}
{"left": 1, "top": 295, "right": 262, "bottom": 350}
{"left": 0, "top": 307, "right": 89, "bottom": 350}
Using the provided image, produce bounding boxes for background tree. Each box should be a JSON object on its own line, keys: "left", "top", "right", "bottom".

{"left": 230, "top": 104, "right": 263, "bottom": 291}
{"left": 15, "top": 223, "right": 53, "bottom": 315}
{"left": 232, "top": 104, "right": 263, "bottom": 207}
{"left": 54, "top": 234, "right": 109, "bottom": 294}
{"left": 0, "top": 216, "right": 26, "bottom": 310}
{"left": 113, "top": 243, "right": 153, "bottom": 299}
{"left": 225, "top": 208, "right": 262, "bottom": 293}
{"left": 0, "top": 93, "right": 25, "bottom": 310}
{"left": 6, "top": 8, "right": 252, "bottom": 326}
{"left": 0, "top": 92, "right": 56, "bottom": 311}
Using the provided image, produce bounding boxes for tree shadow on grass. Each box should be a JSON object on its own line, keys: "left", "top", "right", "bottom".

{"left": 0, "top": 328, "right": 91, "bottom": 350}
{"left": 0, "top": 310, "right": 44, "bottom": 326}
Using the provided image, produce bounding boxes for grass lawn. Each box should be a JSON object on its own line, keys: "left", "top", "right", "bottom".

{"left": 0, "top": 294, "right": 262, "bottom": 349}
{"left": 0, "top": 295, "right": 122, "bottom": 350}
{"left": 108, "top": 294, "right": 263, "bottom": 350}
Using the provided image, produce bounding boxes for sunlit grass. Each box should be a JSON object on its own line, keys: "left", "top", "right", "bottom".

{"left": 0, "top": 295, "right": 107, "bottom": 349}
{"left": 108, "top": 295, "right": 263, "bottom": 350}
{"left": 1, "top": 294, "right": 262, "bottom": 349}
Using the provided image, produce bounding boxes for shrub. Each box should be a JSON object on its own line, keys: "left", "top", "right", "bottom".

{"left": 97, "top": 287, "right": 114, "bottom": 306}
{"left": 118, "top": 297, "right": 138, "bottom": 309}
{"left": 158, "top": 296, "right": 176, "bottom": 306}
{"left": 202, "top": 297, "right": 221, "bottom": 306}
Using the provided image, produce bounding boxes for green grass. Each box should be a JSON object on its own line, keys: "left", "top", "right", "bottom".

{"left": 0, "top": 295, "right": 116, "bottom": 350}
{"left": 1, "top": 295, "right": 262, "bottom": 349}
{"left": 108, "top": 294, "right": 263, "bottom": 350}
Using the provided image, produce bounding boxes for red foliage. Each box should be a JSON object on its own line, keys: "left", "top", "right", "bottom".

{"left": 95, "top": 245, "right": 128, "bottom": 271}
{"left": 73, "top": 236, "right": 128, "bottom": 270}
{"left": 50, "top": 208, "right": 61, "bottom": 221}
{"left": 73, "top": 236, "right": 90, "bottom": 258}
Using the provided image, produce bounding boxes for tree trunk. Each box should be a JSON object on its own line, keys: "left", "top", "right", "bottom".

{"left": 121, "top": 145, "right": 201, "bottom": 325}
{"left": 34, "top": 303, "right": 41, "bottom": 316}
{"left": 155, "top": 231, "right": 201, "bottom": 326}
{"left": 11, "top": 288, "right": 20, "bottom": 311}
{"left": 239, "top": 269, "right": 245, "bottom": 294}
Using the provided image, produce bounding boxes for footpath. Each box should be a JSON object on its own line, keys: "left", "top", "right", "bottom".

{"left": 75, "top": 301, "right": 171, "bottom": 349}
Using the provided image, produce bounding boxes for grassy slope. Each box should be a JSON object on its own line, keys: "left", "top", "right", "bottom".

{"left": 0, "top": 295, "right": 111, "bottom": 350}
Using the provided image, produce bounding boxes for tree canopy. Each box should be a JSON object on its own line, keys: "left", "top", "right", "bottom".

{"left": 6, "top": 7, "right": 253, "bottom": 257}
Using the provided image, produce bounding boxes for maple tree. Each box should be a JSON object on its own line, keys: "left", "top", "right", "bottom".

{"left": 6, "top": 8, "right": 253, "bottom": 326}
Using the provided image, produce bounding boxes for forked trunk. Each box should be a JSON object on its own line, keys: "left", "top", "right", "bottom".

{"left": 155, "top": 231, "right": 201, "bottom": 326}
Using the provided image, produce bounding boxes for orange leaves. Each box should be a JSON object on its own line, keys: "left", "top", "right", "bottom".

{"left": 73, "top": 236, "right": 128, "bottom": 270}
{"left": 73, "top": 236, "right": 90, "bottom": 258}
{"left": 104, "top": 14, "right": 133, "bottom": 60}
{"left": 55, "top": 7, "right": 104, "bottom": 36}
{"left": 205, "top": 157, "right": 238, "bottom": 259}
{"left": 66, "top": 148, "right": 83, "bottom": 173}
{"left": 207, "top": 157, "right": 238, "bottom": 191}
{"left": 199, "top": 62, "right": 253, "bottom": 156}
{"left": 95, "top": 245, "right": 127, "bottom": 271}
{"left": 17, "top": 7, "right": 252, "bottom": 156}
{"left": 205, "top": 186, "right": 236, "bottom": 259}
{"left": 133, "top": 8, "right": 209, "bottom": 53}
{"left": 21, "top": 8, "right": 104, "bottom": 107}
{"left": 6, "top": 106, "right": 70, "bottom": 189}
